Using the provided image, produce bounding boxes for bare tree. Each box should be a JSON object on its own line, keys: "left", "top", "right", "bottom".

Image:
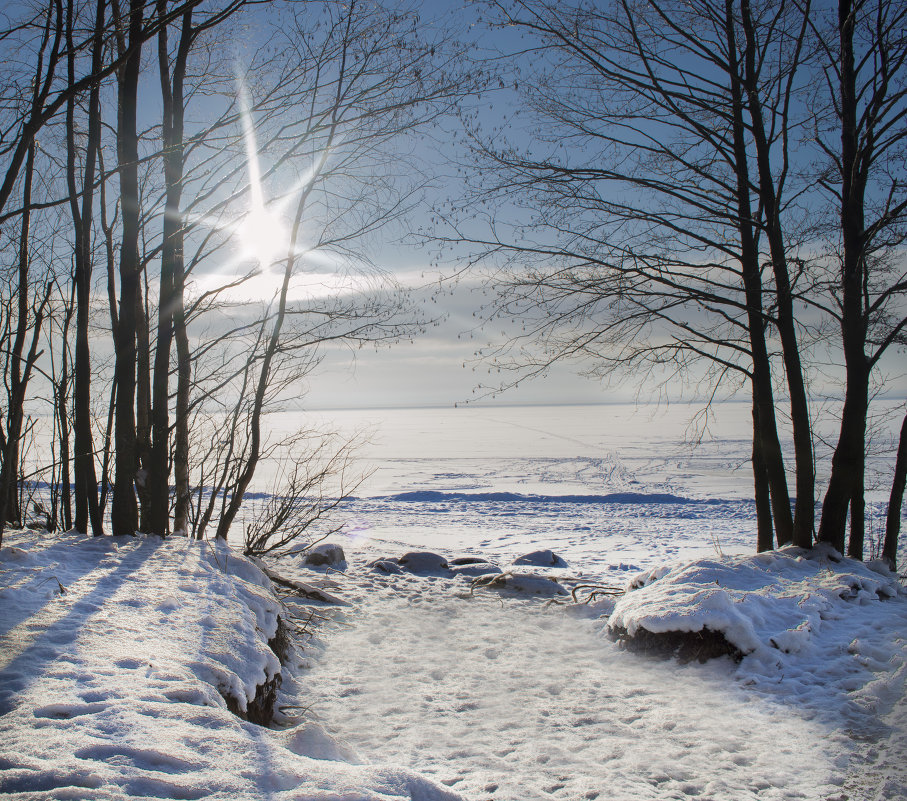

{"left": 66, "top": 0, "right": 106, "bottom": 535}
{"left": 814, "top": 0, "right": 907, "bottom": 557}
{"left": 444, "top": 0, "right": 820, "bottom": 548}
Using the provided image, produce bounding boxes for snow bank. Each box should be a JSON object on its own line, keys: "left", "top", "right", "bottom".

{"left": 381, "top": 489, "right": 730, "bottom": 505}
{"left": 608, "top": 545, "right": 905, "bottom": 661}
{"left": 0, "top": 530, "right": 460, "bottom": 800}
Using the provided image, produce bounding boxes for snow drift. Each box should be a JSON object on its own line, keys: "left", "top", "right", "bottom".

{"left": 607, "top": 545, "right": 905, "bottom": 661}
{"left": 0, "top": 530, "right": 459, "bottom": 800}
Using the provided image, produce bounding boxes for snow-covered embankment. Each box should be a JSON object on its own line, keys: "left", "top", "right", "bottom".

{"left": 0, "top": 530, "right": 459, "bottom": 801}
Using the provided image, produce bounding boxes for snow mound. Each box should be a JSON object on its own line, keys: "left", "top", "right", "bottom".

{"left": 512, "top": 549, "right": 568, "bottom": 568}
{"left": 471, "top": 571, "right": 570, "bottom": 596}
{"left": 0, "top": 530, "right": 460, "bottom": 800}
{"left": 608, "top": 545, "right": 905, "bottom": 660}
{"left": 398, "top": 552, "right": 450, "bottom": 573}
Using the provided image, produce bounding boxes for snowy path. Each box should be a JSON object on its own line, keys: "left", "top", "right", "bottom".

{"left": 297, "top": 567, "right": 873, "bottom": 801}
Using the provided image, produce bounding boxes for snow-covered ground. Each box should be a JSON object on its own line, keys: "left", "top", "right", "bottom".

{"left": 2, "top": 403, "right": 905, "bottom": 800}
{"left": 285, "top": 404, "right": 907, "bottom": 801}
{"left": 0, "top": 531, "right": 458, "bottom": 800}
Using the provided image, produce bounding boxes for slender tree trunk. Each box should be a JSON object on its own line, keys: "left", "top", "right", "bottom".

{"left": 135, "top": 279, "right": 152, "bottom": 530}
{"left": 0, "top": 283, "right": 51, "bottom": 546}
{"left": 111, "top": 0, "right": 145, "bottom": 536}
{"left": 100, "top": 376, "right": 116, "bottom": 516}
{"left": 725, "top": 0, "right": 794, "bottom": 546}
{"left": 883, "top": 412, "right": 907, "bottom": 568}
{"left": 849, "top": 461, "right": 865, "bottom": 559}
{"left": 4, "top": 144, "right": 36, "bottom": 528}
{"left": 150, "top": 2, "right": 193, "bottom": 537}
{"left": 69, "top": 0, "right": 106, "bottom": 535}
{"left": 740, "top": 0, "right": 815, "bottom": 548}
{"left": 213, "top": 108, "right": 337, "bottom": 540}
{"left": 818, "top": 0, "right": 869, "bottom": 554}
{"left": 172, "top": 277, "right": 191, "bottom": 536}
{"left": 753, "top": 403, "right": 774, "bottom": 552}
{"left": 57, "top": 283, "right": 76, "bottom": 531}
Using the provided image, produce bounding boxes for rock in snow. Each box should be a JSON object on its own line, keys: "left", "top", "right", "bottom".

{"left": 512, "top": 549, "right": 568, "bottom": 568}
{"left": 303, "top": 542, "right": 346, "bottom": 567}
{"left": 449, "top": 562, "right": 502, "bottom": 577}
{"left": 398, "top": 551, "right": 450, "bottom": 573}
{"left": 473, "top": 571, "right": 570, "bottom": 596}
{"left": 366, "top": 558, "right": 403, "bottom": 574}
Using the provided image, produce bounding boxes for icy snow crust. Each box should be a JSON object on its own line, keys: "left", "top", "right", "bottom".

{"left": 0, "top": 531, "right": 457, "bottom": 800}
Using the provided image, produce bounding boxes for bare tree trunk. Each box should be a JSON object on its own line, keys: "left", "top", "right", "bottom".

{"left": 0, "top": 282, "right": 51, "bottom": 546}
{"left": 883, "top": 412, "right": 907, "bottom": 569}
{"left": 68, "top": 0, "right": 106, "bottom": 535}
{"left": 110, "top": 0, "right": 145, "bottom": 536}
{"left": 100, "top": 377, "right": 116, "bottom": 516}
{"left": 135, "top": 276, "right": 152, "bottom": 530}
{"left": 725, "top": 0, "right": 794, "bottom": 546}
{"left": 818, "top": 0, "right": 869, "bottom": 554}
{"left": 172, "top": 276, "right": 191, "bottom": 536}
{"left": 214, "top": 76, "right": 340, "bottom": 540}
{"left": 57, "top": 283, "right": 76, "bottom": 531}
{"left": 740, "top": 0, "right": 814, "bottom": 548}
{"left": 753, "top": 403, "right": 773, "bottom": 552}
{"left": 849, "top": 462, "right": 865, "bottom": 559}
{"left": 4, "top": 143, "right": 36, "bottom": 528}
{"left": 150, "top": 1, "right": 193, "bottom": 537}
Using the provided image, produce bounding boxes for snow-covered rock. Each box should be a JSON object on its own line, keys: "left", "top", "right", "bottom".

{"left": 398, "top": 551, "right": 450, "bottom": 573}
{"left": 303, "top": 543, "right": 346, "bottom": 567}
{"left": 607, "top": 545, "right": 906, "bottom": 660}
{"left": 473, "top": 572, "right": 569, "bottom": 596}
{"left": 512, "top": 549, "right": 568, "bottom": 568}
{"left": 366, "top": 558, "right": 403, "bottom": 574}
{"left": 449, "top": 562, "right": 501, "bottom": 577}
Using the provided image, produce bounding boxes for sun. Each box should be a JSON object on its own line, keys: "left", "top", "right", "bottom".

{"left": 237, "top": 204, "right": 289, "bottom": 269}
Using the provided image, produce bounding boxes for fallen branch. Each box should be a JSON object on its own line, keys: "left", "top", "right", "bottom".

{"left": 259, "top": 564, "right": 348, "bottom": 605}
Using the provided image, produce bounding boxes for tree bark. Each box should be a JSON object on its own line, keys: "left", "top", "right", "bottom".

{"left": 883, "top": 412, "right": 907, "bottom": 569}
{"left": 68, "top": 0, "right": 106, "bottom": 535}
{"left": 135, "top": 275, "right": 153, "bottom": 530}
{"left": 740, "top": 0, "right": 815, "bottom": 548}
{"left": 111, "top": 0, "right": 145, "bottom": 537}
{"left": 150, "top": 1, "right": 193, "bottom": 537}
{"left": 817, "top": 0, "right": 869, "bottom": 554}
{"left": 0, "top": 142, "right": 37, "bottom": 530}
{"left": 57, "top": 284, "right": 76, "bottom": 531}
{"left": 752, "top": 403, "right": 774, "bottom": 552}
{"left": 725, "top": 0, "right": 794, "bottom": 546}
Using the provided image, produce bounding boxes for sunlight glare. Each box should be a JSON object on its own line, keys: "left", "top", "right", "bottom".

{"left": 237, "top": 80, "right": 290, "bottom": 269}
{"left": 237, "top": 205, "right": 288, "bottom": 270}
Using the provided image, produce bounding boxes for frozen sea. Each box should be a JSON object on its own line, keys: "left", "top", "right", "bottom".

{"left": 264, "top": 402, "right": 907, "bottom": 801}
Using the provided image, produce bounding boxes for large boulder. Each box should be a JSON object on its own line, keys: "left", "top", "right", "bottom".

{"left": 303, "top": 543, "right": 346, "bottom": 567}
